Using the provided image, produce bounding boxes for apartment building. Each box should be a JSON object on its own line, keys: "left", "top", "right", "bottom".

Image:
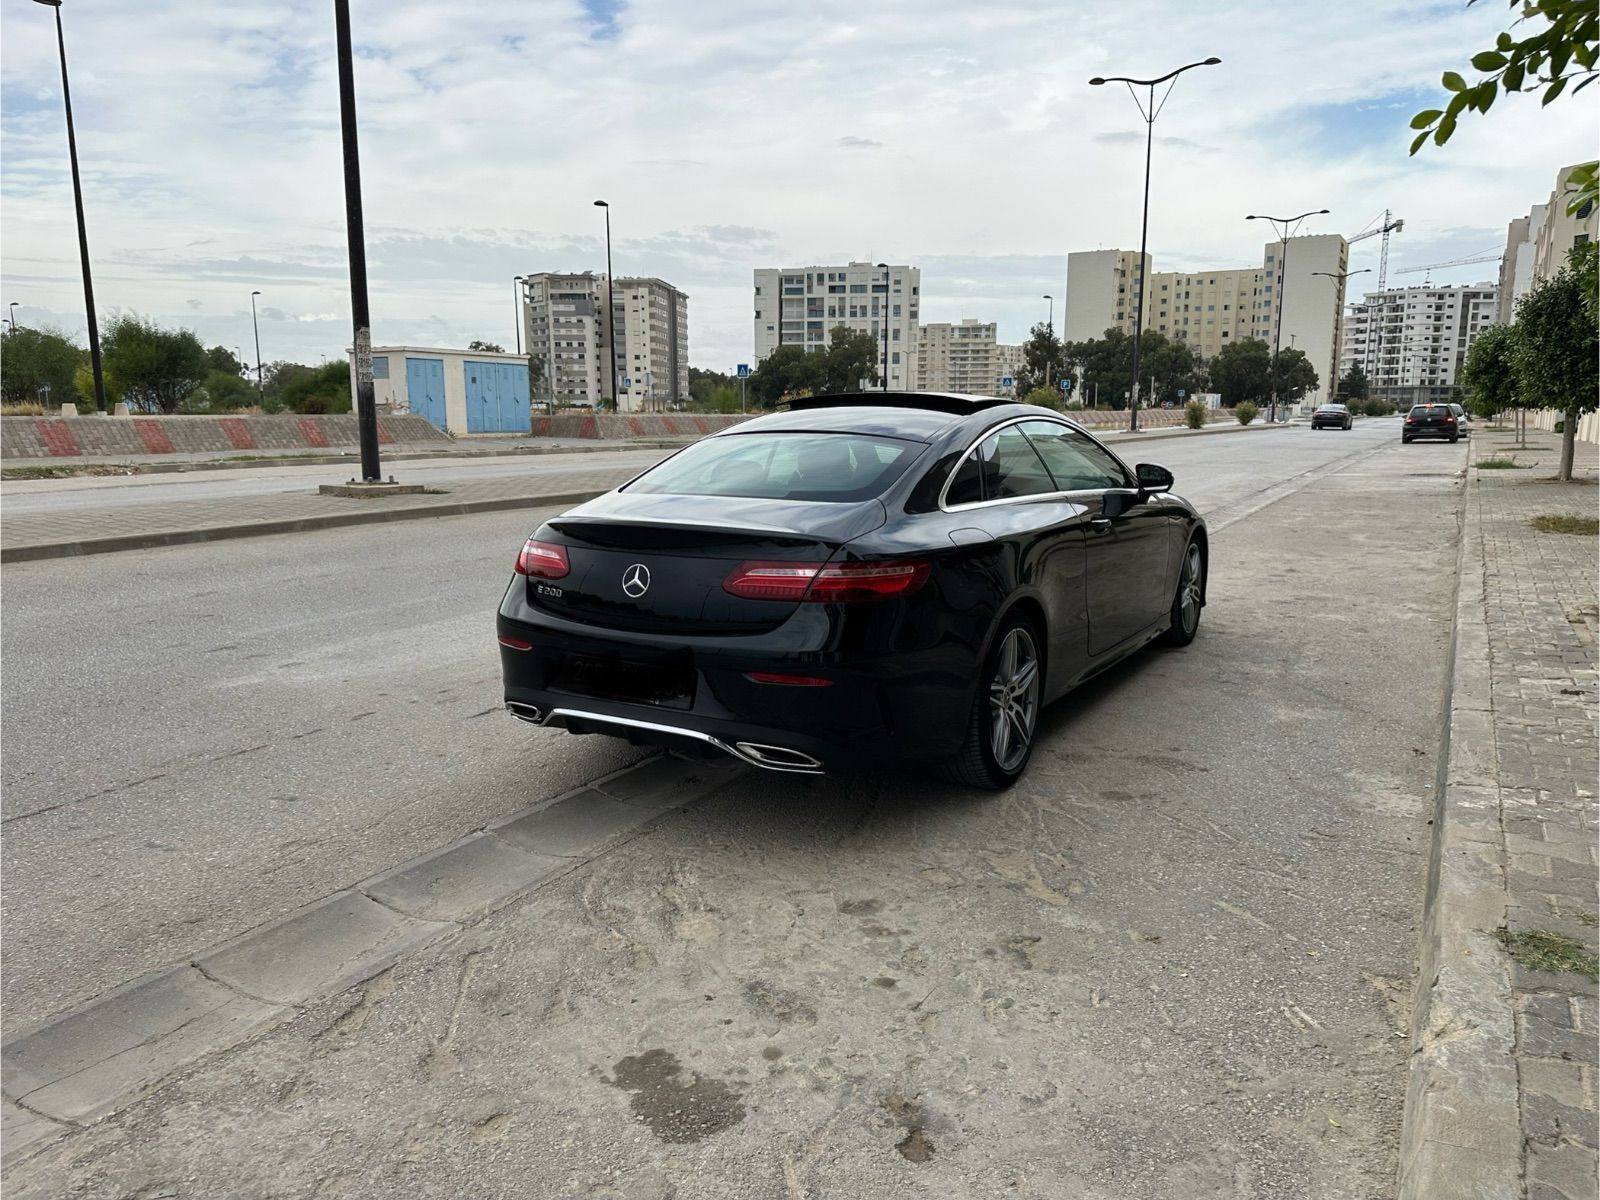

{"left": 997, "top": 343, "right": 1024, "bottom": 391}
{"left": 1338, "top": 283, "right": 1499, "bottom": 406}
{"left": 521, "top": 272, "right": 689, "bottom": 410}
{"left": 1065, "top": 235, "right": 1349, "bottom": 404}
{"left": 1062, "top": 250, "right": 1149, "bottom": 343}
{"left": 1500, "top": 162, "right": 1598, "bottom": 322}
{"left": 752, "top": 263, "right": 921, "bottom": 390}
{"left": 613, "top": 277, "right": 689, "bottom": 410}
{"left": 917, "top": 320, "right": 1005, "bottom": 395}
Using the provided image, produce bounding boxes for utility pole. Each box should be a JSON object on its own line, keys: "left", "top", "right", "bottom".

{"left": 334, "top": 0, "right": 382, "bottom": 483}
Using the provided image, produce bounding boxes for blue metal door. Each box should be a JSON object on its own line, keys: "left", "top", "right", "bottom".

{"left": 465, "top": 360, "right": 530, "bottom": 433}
{"left": 405, "top": 357, "right": 447, "bottom": 430}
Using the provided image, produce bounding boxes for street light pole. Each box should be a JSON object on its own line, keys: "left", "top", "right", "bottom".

{"left": 35, "top": 0, "right": 106, "bottom": 413}
{"left": 6, "top": 303, "right": 17, "bottom": 332}
{"left": 1247, "top": 208, "right": 1329, "bottom": 423}
{"left": 881, "top": 262, "right": 894, "bottom": 391}
{"left": 250, "top": 290, "right": 264, "bottom": 404}
{"left": 513, "top": 275, "right": 525, "bottom": 356}
{"left": 1313, "top": 268, "right": 1370, "bottom": 400}
{"left": 1091, "top": 56, "right": 1221, "bottom": 433}
{"left": 1042, "top": 293, "right": 1054, "bottom": 395}
{"left": 333, "top": 0, "right": 382, "bottom": 481}
{"left": 594, "top": 201, "right": 617, "bottom": 411}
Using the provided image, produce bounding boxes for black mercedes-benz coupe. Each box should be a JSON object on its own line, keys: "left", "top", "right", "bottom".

{"left": 498, "top": 393, "right": 1207, "bottom": 789}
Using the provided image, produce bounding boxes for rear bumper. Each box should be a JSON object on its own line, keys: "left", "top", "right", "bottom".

{"left": 497, "top": 602, "right": 979, "bottom": 774}
{"left": 1402, "top": 428, "right": 1458, "bottom": 439}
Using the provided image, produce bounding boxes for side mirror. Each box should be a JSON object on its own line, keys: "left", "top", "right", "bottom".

{"left": 1136, "top": 463, "right": 1174, "bottom": 493}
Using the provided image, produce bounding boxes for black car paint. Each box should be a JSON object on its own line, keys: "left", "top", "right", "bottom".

{"left": 498, "top": 399, "right": 1207, "bottom": 773}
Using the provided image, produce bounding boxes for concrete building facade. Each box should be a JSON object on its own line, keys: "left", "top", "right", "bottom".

{"left": 521, "top": 272, "right": 689, "bottom": 410}
{"left": 753, "top": 262, "right": 921, "bottom": 390}
{"left": 1499, "top": 163, "right": 1598, "bottom": 323}
{"left": 1066, "top": 236, "right": 1349, "bottom": 404}
{"left": 361, "top": 345, "right": 531, "bottom": 436}
{"left": 1338, "top": 283, "right": 1499, "bottom": 407}
{"left": 1062, "top": 250, "right": 1149, "bottom": 343}
{"left": 997, "top": 343, "right": 1024, "bottom": 391}
{"left": 917, "top": 319, "right": 1004, "bottom": 395}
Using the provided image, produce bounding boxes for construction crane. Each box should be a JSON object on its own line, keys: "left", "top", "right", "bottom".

{"left": 1348, "top": 210, "right": 1405, "bottom": 290}
{"left": 1396, "top": 253, "right": 1502, "bottom": 285}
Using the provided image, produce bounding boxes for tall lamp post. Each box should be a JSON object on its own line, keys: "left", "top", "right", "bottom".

{"left": 1042, "top": 293, "right": 1055, "bottom": 394}
{"left": 34, "top": 0, "right": 106, "bottom": 413}
{"left": 333, "top": 0, "right": 382, "bottom": 481}
{"left": 250, "top": 290, "right": 264, "bottom": 404}
{"left": 1313, "top": 268, "right": 1370, "bottom": 401}
{"left": 594, "top": 201, "right": 617, "bottom": 411}
{"left": 877, "top": 262, "right": 891, "bottom": 391}
{"left": 513, "top": 275, "right": 525, "bottom": 355}
{"left": 6, "top": 303, "right": 17, "bottom": 332}
{"left": 1090, "top": 56, "right": 1220, "bottom": 432}
{"left": 1247, "top": 207, "right": 1329, "bottom": 423}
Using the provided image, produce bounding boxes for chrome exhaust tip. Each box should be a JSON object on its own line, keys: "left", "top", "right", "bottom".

{"left": 733, "top": 742, "right": 824, "bottom": 772}
{"left": 506, "top": 702, "right": 545, "bottom": 725}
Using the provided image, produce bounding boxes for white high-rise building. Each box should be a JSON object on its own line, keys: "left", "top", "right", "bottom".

{"left": 1063, "top": 249, "right": 1149, "bottom": 343}
{"left": 752, "top": 262, "right": 921, "bottom": 390}
{"left": 997, "top": 343, "right": 1025, "bottom": 392}
{"left": 1499, "top": 162, "right": 1598, "bottom": 323}
{"left": 917, "top": 320, "right": 1003, "bottom": 395}
{"left": 1338, "top": 283, "right": 1499, "bottom": 407}
{"left": 521, "top": 272, "right": 688, "bottom": 410}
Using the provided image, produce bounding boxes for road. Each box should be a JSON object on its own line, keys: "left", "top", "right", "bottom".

{"left": 4, "top": 420, "right": 1463, "bottom": 1197}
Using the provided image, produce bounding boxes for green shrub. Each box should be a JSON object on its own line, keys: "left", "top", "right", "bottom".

{"left": 1554, "top": 419, "right": 1565, "bottom": 434}
{"left": 1021, "top": 386, "right": 1062, "bottom": 410}
{"left": 1234, "top": 401, "right": 1258, "bottom": 425}
{"left": 1184, "top": 399, "right": 1207, "bottom": 429}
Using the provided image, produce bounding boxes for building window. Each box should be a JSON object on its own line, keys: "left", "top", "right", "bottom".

{"left": 371, "top": 356, "right": 389, "bottom": 379}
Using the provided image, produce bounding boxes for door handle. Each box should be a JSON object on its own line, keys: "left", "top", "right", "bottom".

{"left": 1088, "top": 517, "right": 1112, "bottom": 535}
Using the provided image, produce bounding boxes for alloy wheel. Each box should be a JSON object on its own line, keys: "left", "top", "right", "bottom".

{"left": 1180, "top": 543, "right": 1203, "bottom": 636}
{"left": 988, "top": 627, "right": 1040, "bottom": 772}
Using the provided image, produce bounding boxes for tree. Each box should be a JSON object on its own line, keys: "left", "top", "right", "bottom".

{"left": 206, "top": 345, "right": 246, "bottom": 377}
{"left": 1510, "top": 241, "right": 1598, "bottom": 480}
{"left": 1272, "top": 347, "right": 1319, "bottom": 402}
{"left": 1410, "top": 0, "right": 1597, "bottom": 214}
{"left": 706, "top": 384, "right": 742, "bottom": 414}
{"left": 467, "top": 339, "right": 505, "bottom": 353}
{"left": 192, "top": 371, "right": 255, "bottom": 412}
{"left": 1, "top": 326, "right": 84, "bottom": 407}
{"left": 1208, "top": 338, "right": 1274, "bottom": 407}
{"left": 817, "top": 325, "right": 881, "bottom": 393}
{"left": 747, "top": 346, "right": 815, "bottom": 408}
{"left": 1337, "top": 362, "right": 1371, "bottom": 401}
{"left": 1460, "top": 322, "right": 1520, "bottom": 418}
{"left": 101, "top": 315, "right": 207, "bottom": 413}
{"left": 689, "top": 366, "right": 738, "bottom": 406}
{"left": 1013, "top": 322, "right": 1064, "bottom": 398}
{"left": 1020, "top": 386, "right": 1062, "bottom": 410}
{"left": 276, "top": 361, "right": 352, "bottom": 414}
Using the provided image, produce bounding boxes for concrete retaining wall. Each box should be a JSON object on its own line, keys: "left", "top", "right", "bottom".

{"left": 525, "top": 407, "right": 1233, "bottom": 440}
{"left": 1529, "top": 407, "right": 1600, "bottom": 444}
{"left": 0, "top": 414, "right": 452, "bottom": 460}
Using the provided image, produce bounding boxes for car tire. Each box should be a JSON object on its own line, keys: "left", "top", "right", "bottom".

{"left": 1162, "top": 537, "right": 1205, "bottom": 648}
{"left": 1402, "top": 437, "right": 1412, "bottom": 443}
{"left": 943, "top": 615, "right": 1042, "bottom": 791}
{"left": 1450, "top": 435, "right": 1458, "bottom": 443}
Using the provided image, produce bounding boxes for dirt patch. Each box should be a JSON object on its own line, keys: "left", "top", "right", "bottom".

{"left": 896, "top": 1128, "right": 935, "bottom": 1162}
{"left": 606, "top": 1048, "right": 746, "bottom": 1143}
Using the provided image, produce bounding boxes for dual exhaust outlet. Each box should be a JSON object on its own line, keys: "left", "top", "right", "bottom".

{"left": 505, "top": 702, "right": 824, "bottom": 775}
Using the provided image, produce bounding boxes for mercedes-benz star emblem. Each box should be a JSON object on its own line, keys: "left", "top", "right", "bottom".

{"left": 621, "top": 563, "right": 651, "bottom": 599}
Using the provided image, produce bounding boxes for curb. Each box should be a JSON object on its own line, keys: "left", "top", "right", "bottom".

{"left": 0, "top": 489, "right": 610, "bottom": 564}
{"left": 1396, "top": 460, "right": 1521, "bottom": 1200}
{"left": 0, "top": 752, "right": 742, "bottom": 1167}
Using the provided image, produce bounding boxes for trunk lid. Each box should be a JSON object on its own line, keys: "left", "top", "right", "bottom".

{"left": 527, "top": 493, "right": 888, "bottom": 634}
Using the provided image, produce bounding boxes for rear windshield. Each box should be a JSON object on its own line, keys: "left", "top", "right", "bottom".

{"left": 1319, "top": 405, "right": 1346, "bottom": 411}
{"left": 1411, "top": 405, "right": 1450, "bottom": 416}
{"left": 625, "top": 432, "right": 921, "bottom": 502}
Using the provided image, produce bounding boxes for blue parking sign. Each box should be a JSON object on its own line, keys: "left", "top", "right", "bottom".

{"left": 1059, "top": 379, "right": 1072, "bottom": 393}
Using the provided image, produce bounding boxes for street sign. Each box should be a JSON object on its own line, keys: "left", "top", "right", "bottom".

{"left": 623, "top": 377, "right": 632, "bottom": 389}
{"left": 736, "top": 363, "right": 750, "bottom": 379}
{"left": 1001, "top": 376, "right": 1013, "bottom": 389}
{"left": 1059, "top": 379, "right": 1072, "bottom": 393}
{"left": 1178, "top": 389, "right": 1187, "bottom": 398}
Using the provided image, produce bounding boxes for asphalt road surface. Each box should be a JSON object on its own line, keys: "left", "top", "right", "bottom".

{"left": 4, "top": 419, "right": 1464, "bottom": 1197}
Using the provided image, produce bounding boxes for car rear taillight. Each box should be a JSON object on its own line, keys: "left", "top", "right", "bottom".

{"left": 723, "top": 560, "right": 931, "bottom": 603}
{"left": 1443, "top": 415, "right": 1456, "bottom": 423}
{"left": 497, "top": 635, "right": 533, "bottom": 651}
{"left": 1405, "top": 416, "right": 1417, "bottom": 423}
{"left": 515, "top": 539, "right": 570, "bottom": 578}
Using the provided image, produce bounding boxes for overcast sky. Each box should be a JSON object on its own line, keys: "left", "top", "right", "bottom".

{"left": 2, "top": 0, "right": 1594, "bottom": 372}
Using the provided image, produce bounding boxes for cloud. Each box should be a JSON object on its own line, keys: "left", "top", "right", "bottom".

{"left": 0, "top": 0, "right": 1593, "bottom": 370}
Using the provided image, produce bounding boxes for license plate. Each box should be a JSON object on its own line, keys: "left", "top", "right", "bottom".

{"left": 556, "top": 654, "right": 694, "bottom": 708}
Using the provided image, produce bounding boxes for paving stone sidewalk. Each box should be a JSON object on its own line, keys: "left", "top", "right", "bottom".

{"left": 0, "top": 465, "right": 639, "bottom": 561}
{"left": 1474, "top": 428, "right": 1600, "bottom": 1198}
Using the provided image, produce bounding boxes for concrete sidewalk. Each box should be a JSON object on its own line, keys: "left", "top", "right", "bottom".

{"left": 1401, "top": 427, "right": 1599, "bottom": 1200}
{"left": 0, "top": 419, "right": 1286, "bottom": 563}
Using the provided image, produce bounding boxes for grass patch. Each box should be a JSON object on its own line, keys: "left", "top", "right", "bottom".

{"left": 0, "top": 403, "right": 47, "bottom": 416}
{"left": 1576, "top": 912, "right": 1599, "bottom": 927}
{"left": 1, "top": 463, "right": 132, "bottom": 480}
{"left": 1532, "top": 514, "right": 1600, "bottom": 535}
{"left": 1476, "top": 458, "right": 1527, "bottom": 470}
{"left": 1496, "top": 928, "right": 1599, "bottom": 981}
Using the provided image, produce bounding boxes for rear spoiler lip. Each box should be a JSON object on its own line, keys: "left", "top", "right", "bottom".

{"left": 546, "top": 501, "right": 888, "bottom": 542}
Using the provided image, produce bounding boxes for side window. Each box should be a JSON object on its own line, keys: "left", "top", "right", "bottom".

{"left": 1020, "top": 421, "right": 1127, "bottom": 491}
{"left": 980, "top": 427, "right": 1055, "bottom": 499}
{"left": 946, "top": 451, "right": 983, "bottom": 506}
